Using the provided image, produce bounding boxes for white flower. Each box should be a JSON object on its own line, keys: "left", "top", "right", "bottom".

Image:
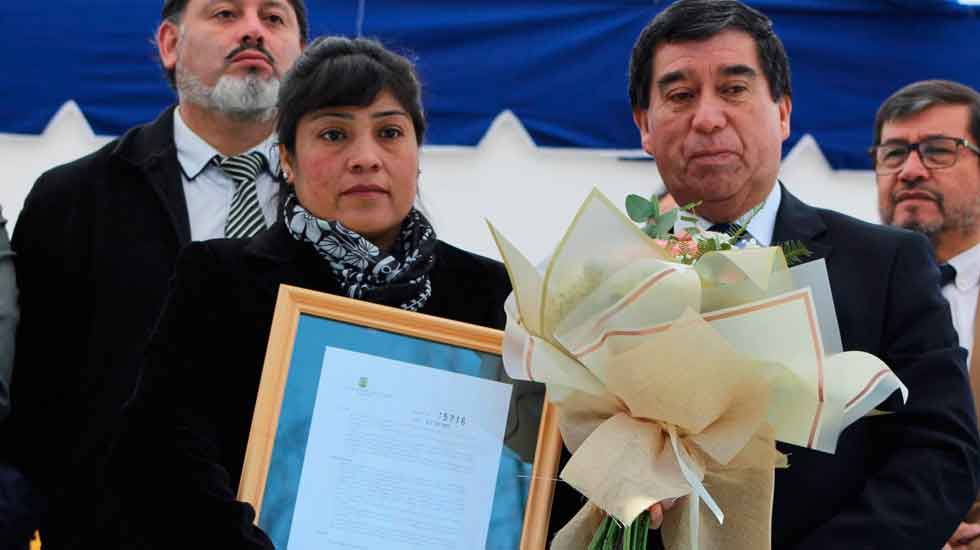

{"left": 697, "top": 230, "right": 733, "bottom": 244}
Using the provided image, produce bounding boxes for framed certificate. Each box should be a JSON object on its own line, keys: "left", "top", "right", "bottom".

{"left": 238, "top": 285, "right": 562, "bottom": 550}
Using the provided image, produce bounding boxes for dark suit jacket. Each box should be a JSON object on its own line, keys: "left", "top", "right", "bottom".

{"left": 1, "top": 107, "right": 191, "bottom": 548}
{"left": 768, "top": 188, "right": 979, "bottom": 548}
{"left": 552, "top": 187, "right": 980, "bottom": 549}
{"left": 0, "top": 205, "right": 16, "bottom": 424}
{"left": 115, "top": 221, "right": 513, "bottom": 548}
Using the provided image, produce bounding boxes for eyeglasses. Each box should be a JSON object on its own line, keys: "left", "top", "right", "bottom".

{"left": 870, "top": 136, "right": 980, "bottom": 175}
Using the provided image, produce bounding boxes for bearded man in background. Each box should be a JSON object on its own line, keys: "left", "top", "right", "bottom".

{"left": 0, "top": 1, "right": 306, "bottom": 547}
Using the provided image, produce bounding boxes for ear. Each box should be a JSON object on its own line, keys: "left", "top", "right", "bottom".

{"left": 778, "top": 95, "right": 792, "bottom": 141}
{"left": 157, "top": 21, "right": 180, "bottom": 73}
{"left": 278, "top": 144, "right": 295, "bottom": 184}
{"left": 633, "top": 107, "right": 655, "bottom": 156}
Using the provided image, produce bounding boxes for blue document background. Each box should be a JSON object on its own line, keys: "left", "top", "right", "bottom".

{"left": 259, "top": 313, "right": 533, "bottom": 549}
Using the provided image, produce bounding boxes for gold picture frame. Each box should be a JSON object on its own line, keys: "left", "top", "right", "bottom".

{"left": 237, "top": 284, "right": 562, "bottom": 549}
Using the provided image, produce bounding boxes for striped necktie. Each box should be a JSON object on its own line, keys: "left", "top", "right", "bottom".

{"left": 217, "top": 151, "right": 268, "bottom": 238}
{"left": 707, "top": 222, "right": 742, "bottom": 236}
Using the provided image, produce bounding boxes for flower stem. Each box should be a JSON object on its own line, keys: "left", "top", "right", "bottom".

{"left": 622, "top": 517, "right": 633, "bottom": 550}
{"left": 640, "top": 511, "right": 651, "bottom": 549}
{"left": 589, "top": 510, "right": 655, "bottom": 550}
{"left": 588, "top": 515, "right": 612, "bottom": 550}
{"left": 602, "top": 519, "right": 621, "bottom": 550}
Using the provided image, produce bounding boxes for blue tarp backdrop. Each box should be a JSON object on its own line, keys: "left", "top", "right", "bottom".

{"left": 3, "top": 1, "right": 978, "bottom": 168}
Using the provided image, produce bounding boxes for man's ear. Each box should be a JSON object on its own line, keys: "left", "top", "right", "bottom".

{"left": 633, "top": 107, "right": 655, "bottom": 156}
{"left": 157, "top": 21, "right": 180, "bottom": 73}
{"left": 778, "top": 95, "right": 792, "bottom": 141}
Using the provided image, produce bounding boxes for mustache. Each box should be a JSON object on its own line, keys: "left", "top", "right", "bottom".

{"left": 225, "top": 43, "right": 276, "bottom": 67}
{"left": 890, "top": 186, "right": 945, "bottom": 209}
{"left": 684, "top": 136, "right": 740, "bottom": 160}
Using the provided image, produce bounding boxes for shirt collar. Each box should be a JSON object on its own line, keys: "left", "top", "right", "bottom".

{"left": 673, "top": 182, "right": 782, "bottom": 246}
{"left": 947, "top": 241, "right": 980, "bottom": 291}
{"left": 173, "top": 106, "right": 279, "bottom": 180}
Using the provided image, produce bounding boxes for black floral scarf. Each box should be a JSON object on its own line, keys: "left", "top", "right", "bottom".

{"left": 284, "top": 193, "right": 436, "bottom": 312}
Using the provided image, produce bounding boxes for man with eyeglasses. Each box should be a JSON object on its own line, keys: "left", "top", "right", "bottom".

{"left": 874, "top": 79, "right": 980, "bottom": 550}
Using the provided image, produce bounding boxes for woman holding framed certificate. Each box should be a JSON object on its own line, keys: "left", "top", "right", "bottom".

{"left": 115, "top": 37, "right": 548, "bottom": 549}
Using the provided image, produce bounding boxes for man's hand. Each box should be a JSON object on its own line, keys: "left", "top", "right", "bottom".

{"left": 647, "top": 497, "right": 682, "bottom": 529}
{"left": 944, "top": 522, "right": 980, "bottom": 550}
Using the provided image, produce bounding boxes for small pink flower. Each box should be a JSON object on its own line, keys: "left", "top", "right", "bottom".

{"left": 653, "top": 238, "right": 689, "bottom": 259}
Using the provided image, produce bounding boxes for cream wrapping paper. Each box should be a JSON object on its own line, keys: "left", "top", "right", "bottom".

{"left": 488, "top": 190, "right": 908, "bottom": 550}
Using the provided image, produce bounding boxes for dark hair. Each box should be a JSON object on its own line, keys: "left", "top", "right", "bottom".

{"left": 628, "top": 0, "right": 791, "bottom": 109}
{"left": 276, "top": 36, "right": 427, "bottom": 154}
{"left": 159, "top": 0, "right": 309, "bottom": 87}
{"left": 873, "top": 80, "right": 980, "bottom": 149}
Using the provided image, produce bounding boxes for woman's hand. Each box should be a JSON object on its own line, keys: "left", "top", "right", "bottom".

{"left": 647, "top": 497, "right": 682, "bottom": 529}
{"left": 944, "top": 521, "right": 980, "bottom": 549}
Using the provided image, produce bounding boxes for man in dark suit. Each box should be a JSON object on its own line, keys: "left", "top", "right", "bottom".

{"left": 0, "top": 1, "right": 306, "bottom": 547}
{"left": 0, "top": 205, "right": 15, "bottom": 428}
{"left": 622, "top": 1, "right": 980, "bottom": 547}
{"left": 0, "top": 205, "right": 33, "bottom": 550}
{"left": 873, "top": 80, "right": 980, "bottom": 549}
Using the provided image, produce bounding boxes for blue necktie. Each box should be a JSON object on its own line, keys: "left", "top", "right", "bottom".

{"left": 939, "top": 263, "right": 957, "bottom": 287}
{"left": 707, "top": 222, "right": 742, "bottom": 236}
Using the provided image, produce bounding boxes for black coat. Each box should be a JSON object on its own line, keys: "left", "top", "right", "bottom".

{"left": 552, "top": 188, "right": 980, "bottom": 549}
{"left": 116, "top": 221, "right": 513, "bottom": 548}
{"left": 768, "top": 188, "right": 979, "bottom": 548}
{"left": 1, "top": 107, "right": 191, "bottom": 548}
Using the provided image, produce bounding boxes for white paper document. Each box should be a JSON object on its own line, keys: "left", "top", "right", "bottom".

{"left": 286, "top": 346, "right": 513, "bottom": 550}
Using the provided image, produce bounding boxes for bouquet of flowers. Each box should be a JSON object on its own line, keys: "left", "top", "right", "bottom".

{"left": 488, "top": 190, "right": 907, "bottom": 550}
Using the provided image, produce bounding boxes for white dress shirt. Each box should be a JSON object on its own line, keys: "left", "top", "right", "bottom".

{"left": 173, "top": 107, "right": 280, "bottom": 241}
{"left": 943, "top": 242, "right": 980, "bottom": 366}
{"left": 673, "top": 181, "right": 782, "bottom": 246}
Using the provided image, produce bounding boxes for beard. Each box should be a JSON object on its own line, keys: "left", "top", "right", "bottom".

{"left": 882, "top": 192, "right": 980, "bottom": 238}
{"left": 896, "top": 216, "right": 944, "bottom": 236}
{"left": 176, "top": 65, "right": 279, "bottom": 123}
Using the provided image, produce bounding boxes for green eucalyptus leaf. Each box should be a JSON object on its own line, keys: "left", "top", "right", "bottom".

{"left": 649, "top": 193, "right": 661, "bottom": 216}
{"left": 652, "top": 209, "right": 678, "bottom": 237}
{"left": 626, "top": 194, "right": 655, "bottom": 223}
